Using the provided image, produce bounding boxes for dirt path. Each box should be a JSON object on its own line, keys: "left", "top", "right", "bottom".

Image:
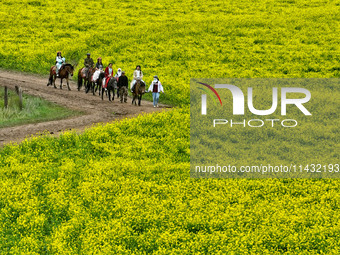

{"left": 0, "top": 70, "right": 171, "bottom": 146}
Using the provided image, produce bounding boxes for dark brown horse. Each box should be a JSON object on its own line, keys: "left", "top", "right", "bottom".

{"left": 132, "top": 80, "right": 146, "bottom": 106}
{"left": 102, "top": 77, "right": 117, "bottom": 101}
{"left": 77, "top": 67, "right": 95, "bottom": 93}
{"left": 47, "top": 64, "right": 74, "bottom": 90}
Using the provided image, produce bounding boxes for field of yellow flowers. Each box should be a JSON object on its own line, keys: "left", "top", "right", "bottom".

{"left": 1, "top": 0, "right": 340, "bottom": 253}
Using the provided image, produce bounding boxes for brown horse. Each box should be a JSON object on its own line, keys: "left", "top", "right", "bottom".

{"left": 47, "top": 64, "right": 74, "bottom": 90}
{"left": 77, "top": 67, "right": 95, "bottom": 93}
{"left": 132, "top": 80, "right": 146, "bottom": 106}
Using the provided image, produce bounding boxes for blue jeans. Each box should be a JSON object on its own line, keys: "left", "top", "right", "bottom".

{"left": 152, "top": 92, "right": 160, "bottom": 106}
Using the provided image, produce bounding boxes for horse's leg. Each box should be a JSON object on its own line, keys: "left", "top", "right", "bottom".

{"left": 85, "top": 80, "right": 90, "bottom": 93}
{"left": 102, "top": 87, "right": 104, "bottom": 100}
{"left": 67, "top": 78, "right": 71, "bottom": 91}
{"left": 47, "top": 74, "right": 52, "bottom": 86}
{"left": 60, "top": 78, "right": 63, "bottom": 89}
{"left": 78, "top": 74, "right": 83, "bottom": 91}
{"left": 78, "top": 75, "right": 83, "bottom": 91}
{"left": 138, "top": 95, "right": 141, "bottom": 106}
{"left": 112, "top": 87, "right": 114, "bottom": 101}
{"left": 53, "top": 76, "right": 57, "bottom": 89}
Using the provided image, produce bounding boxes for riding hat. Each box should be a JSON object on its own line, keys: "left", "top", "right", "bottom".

{"left": 153, "top": 75, "right": 159, "bottom": 80}
{"left": 86, "top": 53, "right": 91, "bottom": 56}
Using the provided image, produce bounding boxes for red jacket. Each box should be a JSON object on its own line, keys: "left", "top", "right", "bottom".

{"left": 105, "top": 66, "right": 113, "bottom": 78}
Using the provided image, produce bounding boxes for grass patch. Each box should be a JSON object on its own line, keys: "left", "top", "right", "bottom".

{"left": 0, "top": 87, "right": 81, "bottom": 128}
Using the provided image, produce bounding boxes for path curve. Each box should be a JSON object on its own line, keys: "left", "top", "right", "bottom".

{"left": 0, "top": 70, "right": 170, "bottom": 146}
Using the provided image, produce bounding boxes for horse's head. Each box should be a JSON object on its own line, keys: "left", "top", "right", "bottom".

{"left": 63, "top": 64, "right": 74, "bottom": 77}
{"left": 137, "top": 80, "right": 146, "bottom": 94}
{"left": 109, "top": 77, "right": 117, "bottom": 87}
{"left": 99, "top": 72, "right": 106, "bottom": 80}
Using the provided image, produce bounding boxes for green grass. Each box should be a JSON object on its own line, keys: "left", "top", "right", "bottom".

{"left": 0, "top": 87, "right": 81, "bottom": 128}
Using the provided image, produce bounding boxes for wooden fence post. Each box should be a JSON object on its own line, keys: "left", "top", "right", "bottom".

{"left": 14, "top": 85, "right": 23, "bottom": 110}
{"left": 4, "top": 86, "right": 8, "bottom": 108}
{"left": 18, "top": 87, "right": 23, "bottom": 111}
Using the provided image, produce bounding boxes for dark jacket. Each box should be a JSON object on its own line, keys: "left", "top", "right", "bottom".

{"left": 84, "top": 57, "right": 94, "bottom": 68}
{"left": 117, "top": 75, "right": 128, "bottom": 88}
{"left": 96, "top": 62, "right": 103, "bottom": 70}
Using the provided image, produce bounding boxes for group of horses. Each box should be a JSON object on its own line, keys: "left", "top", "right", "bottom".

{"left": 47, "top": 64, "right": 146, "bottom": 105}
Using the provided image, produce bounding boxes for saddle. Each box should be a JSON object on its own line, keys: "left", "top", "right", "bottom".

{"left": 80, "top": 68, "right": 87, "bottom": 78}
{"left": 103, "top": 77, "right": 112, "bottom": 88}
{"left": 50, "top": 66, "right": 57, "bottom": 75}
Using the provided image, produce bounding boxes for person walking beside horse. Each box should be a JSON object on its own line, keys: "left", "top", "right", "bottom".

{"left": 117, "top": 71, "right": 129, "bottom": 103}
{"left": 147, "top": 75, "right": 164, "bottom": 107}
{"left": 115, "top": 67, "right": 122, "bottom": 97}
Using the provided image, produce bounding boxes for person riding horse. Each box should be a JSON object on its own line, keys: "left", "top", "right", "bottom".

{"left": 77, "top": 54, "right": 95, "bottom": 92}
{"left": 131, "top": 65, "right": 145, "bottom": 93}
{"left": 92, "top": 57, "right": 104, "bottom": 83}
{"left": 131, "top": 79, "right": 146, "bottom": 106}
{"left": 47, "top": 63, "right": 74, "bottom": 90}
{"left": 83, "top": 53, "right": 94, "bottom": 77}
{"left": 55, "top": 51, "right": 65, "bottom": 77}
{"left": 103, "top": 63, "right": 114, "bottom": 90}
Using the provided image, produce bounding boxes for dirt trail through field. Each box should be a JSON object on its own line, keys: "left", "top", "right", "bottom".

{"left": 0, "top": 70, "right": 171, "bottom": 146}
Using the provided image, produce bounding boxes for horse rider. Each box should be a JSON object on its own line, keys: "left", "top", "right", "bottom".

{"left": 117, "top": 71, "right": 129, "bottom": 103}
{"left": 83, "top": 53, "right": 94, "bottom": 77}
{"left": 131, "top": 65, "right": 145, "bottom": 93}
{"left": 103, "top": 63, "right": 114, "bottom": 89}
{"left": 147, "top": 75, "right": 164, "bottom": 107}
{"left": 92, "top": 57, "right": 104, "bottom": 82}
{"left": 55, "top": 51, "right": 65, "bottom": 77}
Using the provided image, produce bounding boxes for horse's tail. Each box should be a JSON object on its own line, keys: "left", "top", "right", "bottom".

{"left": 77, "top": 71, "right": 82, "bottom": 89}
{"left": 49, "top": 75, "right": 53, "bottom": 84}
{"left": 47, "top": 66, "right": 54, "bottom": 86}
